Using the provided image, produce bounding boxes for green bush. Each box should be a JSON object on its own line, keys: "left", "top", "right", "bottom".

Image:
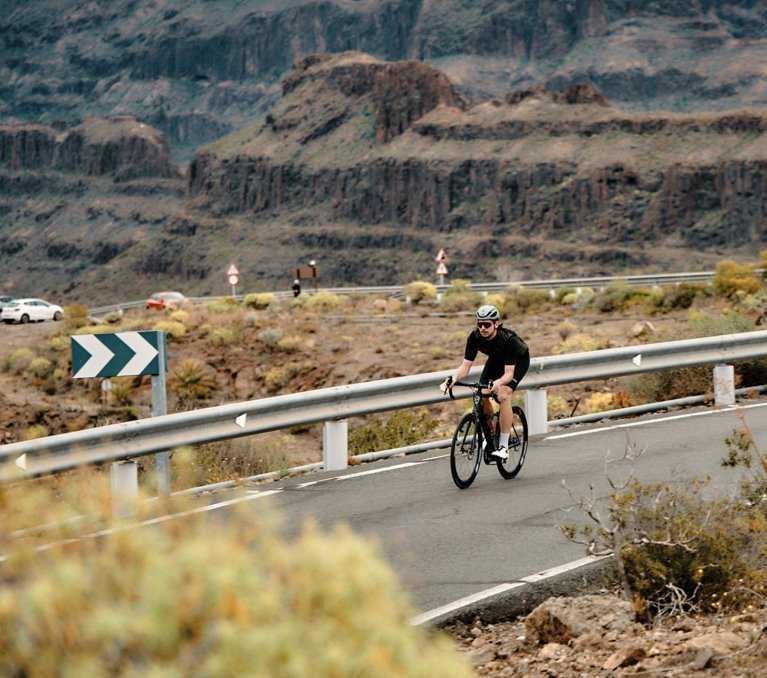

{"left": 591, "top": 283, "right": 636, "bottom": 313}
{"left": 552, "top": 334, "right": 605, "bottom": 355}
{"left": 0, "top": 482, "right": 471, "bottom": 676}
{"left": 712, "top": 259, "right": 760, "bottom": 298}
{"left": 305, "top": 291, "right": 345, "bottom": 311}
{"left": 168, "top": 359, "right": 219, "bottom": 403}
{"left": 403, "top": 280, "right": 437, "bottom": 304}
{"left": 349, "top": 410, "right": 439, "bottom": 456}
{"left": 244, "top": 292, "right": 279, "bottom": 310}
{"left": 505, "top": 285, "right": 551, "bottom": 313}
{"left": 484, "top": 292, "right": 506, "bottom": 316}
{"left": 663, "top": 282, "right": 709, "bottom": 310}
{"left": 555, "top": 286, "right": 576, "bottom": 304}
{"left": 152, "top": 320, "right": 186, "bottom": 341}
{"left": 3, "top": 348, "right": 36, "bottom": 374}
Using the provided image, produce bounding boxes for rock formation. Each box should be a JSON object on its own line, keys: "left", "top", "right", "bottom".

{"left": 0, "top": 116, "right": 178, "bottom": 180}
{"left": 3, "top": 0, "right": 767, "bottom": 160}
{"left": 185, "top": 53, "right": 767, "bottom": 280}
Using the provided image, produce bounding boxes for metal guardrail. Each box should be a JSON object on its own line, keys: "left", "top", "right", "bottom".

{"left": 2, "top": 329, "right": 767, "bottom": 483}
{"left": 87, "top": 271, "right": 722, "bottom": 315}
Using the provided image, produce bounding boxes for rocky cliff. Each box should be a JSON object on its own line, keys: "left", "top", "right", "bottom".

{"left": 0, "top": 116, "right": 178, "bottom": 179}
{"left": 183, "top": 52, "right": 766, "bottom": 282}
{"left": 2, "top": 0, "right": 767, "bottom": 162}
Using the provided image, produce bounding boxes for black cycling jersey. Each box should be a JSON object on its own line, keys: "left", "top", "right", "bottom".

{"left": 464, "top": 326, "right": 530, "bottom": 385}
{"left": 464, "top": 326, "right": 528, "bottom": 364}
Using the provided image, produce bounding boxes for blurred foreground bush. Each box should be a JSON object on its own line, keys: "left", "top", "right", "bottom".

{"left": 0, "top": 478, "right": 471, "bottom": 677}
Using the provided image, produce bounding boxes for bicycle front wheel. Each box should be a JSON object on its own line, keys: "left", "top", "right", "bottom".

{"left": 497, "top": 405, "right": 528, "bottom": 479}
{"left": 450, "top": 413, "right": 482, "bottom": 489}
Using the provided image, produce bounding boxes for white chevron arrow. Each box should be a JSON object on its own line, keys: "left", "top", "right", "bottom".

{"left": 118, "top": 332, "right": 159, "bottom": 376}
{"left": 72, "top": 334, "right": 115, "bottom": 378}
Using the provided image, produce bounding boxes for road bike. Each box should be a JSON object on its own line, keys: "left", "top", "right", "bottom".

{"left": 445, "top": 378, "right": 528, "bottom": 489}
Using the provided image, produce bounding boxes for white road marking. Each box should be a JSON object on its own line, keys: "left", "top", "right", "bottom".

{"left": 0, "top": 491, "right": 283, "bottom": 562}
{"left": 411, "top": 555, "right": 609, "bottom": 625}
{"left": 546, "top": 402, "right": 767, "bottom": 440}
{"left": 335, "top": 461, "right": 425, "bottom": 480}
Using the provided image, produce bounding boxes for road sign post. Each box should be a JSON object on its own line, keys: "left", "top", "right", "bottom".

{"left": 434, "top": 248, "right": 449, "bottom": 286}
{"left": 71, "top": 330, "right": 169, "bottom": 512}
{"left": 227, "top": 263, "right": 240, "bottom": 298}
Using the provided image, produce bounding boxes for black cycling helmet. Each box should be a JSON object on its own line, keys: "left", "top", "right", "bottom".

{"left": 475, "top": 304, "right": 500, "bottom": 321}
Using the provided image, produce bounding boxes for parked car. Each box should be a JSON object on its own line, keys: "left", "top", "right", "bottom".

{"left": 1, "top": 298, "right": 64, "bottom": 324}
{"left": 146, "top": 291, "right": 189, "bottom": 310}
{"left": 0, "top": 295, "right": 15, "bottom": 309}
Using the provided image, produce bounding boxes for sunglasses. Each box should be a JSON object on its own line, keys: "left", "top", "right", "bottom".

{"left": 476, "top": 321, "right": 495, "bottom": 329}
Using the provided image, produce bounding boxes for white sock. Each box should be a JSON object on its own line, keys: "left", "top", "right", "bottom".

{"left": 500, "top": 433, "right": 510, "bottom": 448}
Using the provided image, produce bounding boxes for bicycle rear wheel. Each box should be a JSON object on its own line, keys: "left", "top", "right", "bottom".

{"left": 497, "top": 405, "right": 528, "bottom": 479}
{"left": 450, "top": 413, "right": 482, "bottom": 489}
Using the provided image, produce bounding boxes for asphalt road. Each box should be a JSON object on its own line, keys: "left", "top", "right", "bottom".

{"left": 215, "top": 399, "right": 767, "bottom": 617}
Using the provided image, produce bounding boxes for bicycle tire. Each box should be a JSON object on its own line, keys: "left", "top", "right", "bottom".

{"left": 450, "top": 413, "right": 482, "bottom": 489}
{"left": 497, "top": 405, "right": 528, "bottom": 479}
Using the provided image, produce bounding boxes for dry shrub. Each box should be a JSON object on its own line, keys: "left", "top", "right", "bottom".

{"left": 63, "top": 302, "right": 90, "bottom": 331}
{"left": 168, "top": 359, "right": 219, "bottom": 403}
{"left": 174, "top": 438, "right": 290, "bottom": 486}
{"left": 440, "top": 279, "right": 483, "bottom": 313}
{"left": 305, "top": 291, "right": 346, "bottom": 311}
{"left": 349, "top": 410, "right": 438, "bottom": 456}
{"left": 505, "top": 285, "right": 550, "bottom": 313}
{"left": 0, "top": 480, "right": 471, "bottom": 676}
{"left": 244, "top": 292, "right": 279, "bottom": 310}
{"left": 561, "top": 440, "right": 767, "bottom": 622}
{"left": 152, "top": 320, "right": 186, "bottom": 341}
{"left": 712, "top": 259, "right": 760, "bottom": 298}
{"left": 3, "top": 348, "right": 35, "bottom": 374}
{"left": 403, "top": 280, "right": 437, "bottom": 304}
{"left": 552, "top": 334, "right": 605, "bottom": 355}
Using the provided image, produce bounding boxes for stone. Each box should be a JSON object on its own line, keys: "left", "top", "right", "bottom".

{"left": 602, "top": 644, "right": 646, "bottom": 670}
{"left": 525, "top": 594, "right": 636, "bottom": 645}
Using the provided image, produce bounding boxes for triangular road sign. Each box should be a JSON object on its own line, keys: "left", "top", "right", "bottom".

{"left": 227, "top": 263, "right": 239, "bottom": 276}
{"left": 434, "top": 248, "right": 448, "bottom": 263}
{"left": 436, "top": 261, "right": 449, "bottom": 276}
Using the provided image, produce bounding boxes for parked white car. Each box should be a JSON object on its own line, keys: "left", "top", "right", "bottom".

{"left": 1, "top": 298, "right": 64, "bottom": 324}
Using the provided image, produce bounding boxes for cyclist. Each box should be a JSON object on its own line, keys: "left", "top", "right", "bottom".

{"left": 440, "top": 304, "right": 530, "bottom": 460}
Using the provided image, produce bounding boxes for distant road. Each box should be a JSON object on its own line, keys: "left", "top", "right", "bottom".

{"left": 209, "top": 401, "right": 767, "bottom": 615}
{"left": 87, "top": 270, "right": 719, "bottom": 315}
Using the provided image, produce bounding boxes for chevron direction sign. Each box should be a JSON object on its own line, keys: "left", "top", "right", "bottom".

{"left": 71, "top": 331, "right": 166, "bottom": 379}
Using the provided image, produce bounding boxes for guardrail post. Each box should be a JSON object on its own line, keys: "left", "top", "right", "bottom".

{"left": 713, "top": 364, "right": 735, "bottom": 407}
{"left": 525, "top": 389, "right": 548, "bottom": 435}
{"left": 111, "top": 460, "right": 138, "bottom": 518}
{"left": 323, "top": 420, "right": 348, "bottom": 471}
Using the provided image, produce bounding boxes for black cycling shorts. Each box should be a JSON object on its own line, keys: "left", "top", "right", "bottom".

{"left": 480, "top": 351, "right": 530, "bottom": 388}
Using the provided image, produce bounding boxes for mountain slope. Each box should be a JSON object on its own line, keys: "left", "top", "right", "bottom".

{"left": 2, "top": 0, "right": 767, "bottom": 162}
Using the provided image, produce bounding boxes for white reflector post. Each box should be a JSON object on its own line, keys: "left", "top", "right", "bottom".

{"left": 111, "top": 460, "right": 138, "bottom": 519}
{"left": 323, "top": 420, "right": 348, "bottom": 471}
{"left": 713, "top": 363, "right": 735, "bottom": 407}
{"left": 525, "top": 389, "right": 548, "bottom": 435}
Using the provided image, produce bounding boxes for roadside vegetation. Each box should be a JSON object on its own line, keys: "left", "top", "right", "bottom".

{"left": 0, "top": 475, "right": 472, "bottom": 676}
{"left": 560, "top": 415, "right": 767, "bottom": 624}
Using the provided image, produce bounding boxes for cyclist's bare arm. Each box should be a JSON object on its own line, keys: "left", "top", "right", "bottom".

{"left": 441, "top": 359, "right": 473, "bottom": 393}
